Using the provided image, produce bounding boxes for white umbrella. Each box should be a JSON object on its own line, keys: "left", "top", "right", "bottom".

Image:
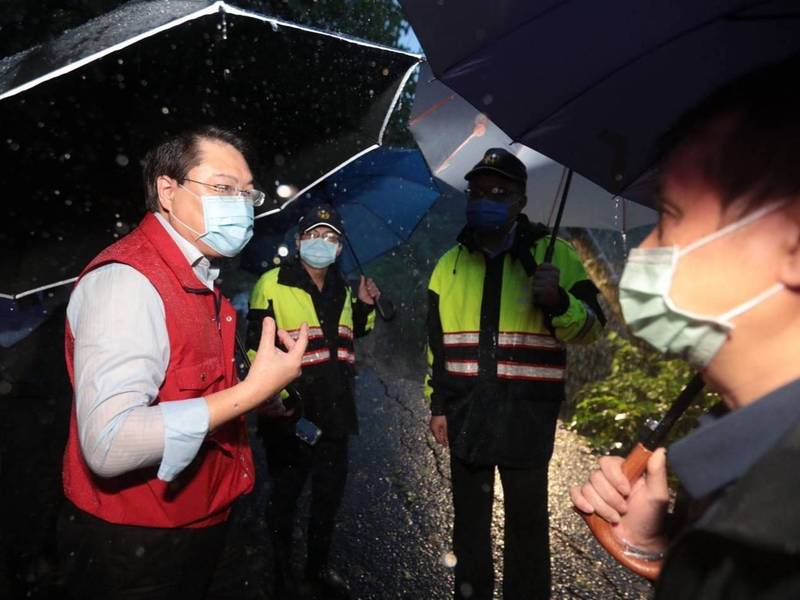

{"left": 409, "top": 64, "right": 656, "bottom": 232}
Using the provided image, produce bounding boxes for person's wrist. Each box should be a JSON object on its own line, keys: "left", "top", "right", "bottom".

{"left": 612, "top": 526, "right": 668, "bottom": 561}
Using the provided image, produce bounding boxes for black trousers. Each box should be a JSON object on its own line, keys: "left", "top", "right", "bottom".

{"left": 450, "top": 456, "right": 551, "bottom": 600}
{"left": 264, "top": 432, "right": 349, "bottom": 579}
{"left": 56, "top": 501, "right": 245, "bottom": 600}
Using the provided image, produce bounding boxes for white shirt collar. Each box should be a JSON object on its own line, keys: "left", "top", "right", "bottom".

{"left": 153, "top": 212, "right": 219, "bottom": 290}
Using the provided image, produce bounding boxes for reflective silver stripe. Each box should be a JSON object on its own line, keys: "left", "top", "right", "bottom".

{"left": 302, "top": 349, "right": 330, "bottom": 365}
{"left": 288, "top": 327, "right": 324, "bottom": 340}
{"left": 337, "top": 348, "right": 355, "bottom": 364}
{"left": 445, "top": 360, "right": 478, "bottom": 376}
{"left": 497, "top": 332, "right": 562, "bottom": 350}
{"left": 338, "top": 325, "right": 354, "bottom": 340}
{"left": 443, "top": 332, "right": 480, "bottom": 346}
{"left": 497, "top": 361, "right": 564, "bottom": 381}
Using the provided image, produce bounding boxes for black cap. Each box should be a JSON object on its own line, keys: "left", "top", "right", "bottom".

{"left": 298, "top": 203, "right": 344, "bottom": 235}
{"left": 465, "top": 148, "right": 527, "bottom": 183}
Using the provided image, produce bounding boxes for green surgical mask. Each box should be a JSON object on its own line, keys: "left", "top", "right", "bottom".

{"left": 619, "top": 202, "right": 785, "bottom": 369}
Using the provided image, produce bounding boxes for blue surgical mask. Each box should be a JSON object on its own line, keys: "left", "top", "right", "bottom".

{"left": 175, "top": 186, "right": 254, "bottom": 257}
{"left": 466, "top": 198, "right": 513, "bottom": 233}
{"left": 619, "top": 202, "right": 785, "bottom": 368}
{"left": 300, "top": 238, "right": 339, "bottom": 268}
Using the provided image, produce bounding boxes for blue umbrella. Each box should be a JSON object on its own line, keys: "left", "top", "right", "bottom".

{"left": 245, "top": 146, "right": 440, "bottom": 281}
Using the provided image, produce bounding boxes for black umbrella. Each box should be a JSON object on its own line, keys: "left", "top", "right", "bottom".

{"left": 0, "top": 0, "right": 420, "bottom": 300}
{"left": 399, "top": 0, "right": 800, "bottom": 206}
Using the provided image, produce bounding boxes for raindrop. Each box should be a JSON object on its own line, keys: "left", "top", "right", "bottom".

{"left": 276, "top": 184, "right": 297, "bottom": 199}
{"left": 140, "top": 79, "right": 148, "bottom": 87}
{"left": 64, "top": 200, "right": 72, "bottom": 206}
{"left": 381, "top": 67, "right": 390, "bottom": 76}
{"left": 63, "top": 153, "right": 71, "bottom": 160}
{"left": 54, "top": 190, "right": 60, "bottom": 195}
{"left": 135, "top": 546, "right": 145, "bottom": 558}
{"left": 273, "top": 154, "right": 286, "bottom": 167}
{"left": 272, "top": 256, "right": 281, "bottom": 265}
{"left": 115, "top": 154, "right": 129, "bottom": 167}
{"left": 442, "top": 551, "right": 457, "bottom": 568}
{"left": 614, "top": 173, "right": 623, "bottom": 182}
{"left": 277, "top": 244, "right": 290, "bottom": 258}
{"left": 161, "top": 107, "right": 170, "bottom": 115}
{"left": 37, "top": 121, "right": 44, "bottom": 128}
{"left": 482, "top": 94, "right": 493, "bottom": 106}
{"left": 368, "top": 89, "right": 375, "bottom": 98}
{"left": 117, "top": 58, "right": 124, "bottom": 65}
{"left": 270, "top": 21, "right": 279, "bottom": 32}
{"left": 459, "top": 583, "right": 473, "bottom": 598}
{"left": 0, "top": 381, "right": 13, "bottom": 395}
{"left": 8, "top": 141, "right": 19, "bottom": 151}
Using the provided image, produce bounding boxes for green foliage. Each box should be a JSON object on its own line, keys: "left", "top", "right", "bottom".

{"left": 568, "top": 331, "right": 718, "bottom": 454}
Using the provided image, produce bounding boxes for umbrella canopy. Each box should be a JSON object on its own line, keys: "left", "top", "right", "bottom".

{"left": 409, "top": 63, "right": 656, "bottom": 231}
{"left": 399, "top": 0, "right": 800, "bottom": 205}
{"left": 243, "top": 146, "right": 440, "bottom": 275}
{"left": 0, "top": 0, "right": 420, "bottom": 300}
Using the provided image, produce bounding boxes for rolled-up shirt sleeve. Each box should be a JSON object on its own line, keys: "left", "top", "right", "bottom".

{"left": 67, "top": 263, "right": 209, "bottom": 482}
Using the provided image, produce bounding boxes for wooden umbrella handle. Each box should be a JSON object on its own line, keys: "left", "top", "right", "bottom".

{"left": 576, "top": 442, "right": 663, "bottom": 581}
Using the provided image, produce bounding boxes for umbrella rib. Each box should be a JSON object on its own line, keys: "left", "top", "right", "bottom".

{"left": 515, "top": 0, "right": 779, "bottom": 144}
{"left": 222, "top": 3, "right": 423, "bottom": 59}
{"left": 379, "top": 60, "right": 424, "bottom": 145}
{"left": 256, "top": 145, "right": 382, "bottom": 219}
{"left": 4, "top": 277, "right": 79, "bottom": 301}
{"left": 0, "top": 3, "right": 224, "bottom": 101}
{"left": 0, "top": 1, "right": 422, "bottom": 101}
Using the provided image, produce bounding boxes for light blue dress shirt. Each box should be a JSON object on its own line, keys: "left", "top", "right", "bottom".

{"left": 66, "top": 213, "right": 217, "bottom": 482}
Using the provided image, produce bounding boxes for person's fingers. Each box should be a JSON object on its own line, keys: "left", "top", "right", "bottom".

{"left": 598, "top": 455, "right": 631, "bottom": 495}
{"left": 645, "top": 448, "right": 669, "bottom": 502}
{"left": 588, "top": 468, "right": 628, "bottom": 515}
{"left": 289, "top": 323, "right": 309, "bottom": 357}
{"left": 277, "top": 328, "right": 294, "bottom": 351}
{"left": 259, "top": 317, "right": 277, "bottom": 350}
{"left": 569, "top": 485, "right": 596, "bottom": 514}
{"left": 580, "top": 480, "right": 622, "bottom": 524}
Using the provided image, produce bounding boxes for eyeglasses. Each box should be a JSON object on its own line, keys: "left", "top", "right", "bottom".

{"left": 302, "top": 230, "right": 341, "bottom": 243}
{"left": 183, "top": 177, "right": 265, "bottom": 207}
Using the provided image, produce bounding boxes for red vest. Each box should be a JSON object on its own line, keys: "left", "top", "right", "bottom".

{"left": 62, "top": 213, "right": 254, "bottom": 528}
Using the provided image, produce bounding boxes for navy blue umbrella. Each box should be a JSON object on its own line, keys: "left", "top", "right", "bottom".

{"left": 245, "top": 147, "right": 440, "bottom": 310}
{"left": 399, "top": 1, "right": 800, "bottom": 206}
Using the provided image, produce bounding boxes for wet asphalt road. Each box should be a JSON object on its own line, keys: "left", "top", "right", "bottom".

{"left": 233, "top": 364, "right": 653, "bottom": 600}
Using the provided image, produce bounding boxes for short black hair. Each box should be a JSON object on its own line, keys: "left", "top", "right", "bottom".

{"left": 142, "top": 125, "right": 251, "bottom": 212}
{"left": 661, "top": 56, "right": 800, "bottom": 213}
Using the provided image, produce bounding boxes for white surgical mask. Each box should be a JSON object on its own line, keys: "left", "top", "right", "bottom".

{"left": 300, "top": 238, "right": 339, "bottom": 268}
{"left": 174, "top": 185, "right": 254, "bottom": 257}
{"left": 619, "top": 202, "right": 785, "bottom": 369}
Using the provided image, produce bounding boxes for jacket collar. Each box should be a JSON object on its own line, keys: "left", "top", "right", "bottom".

{"left": 277, "top": 259, "right": 345, "bottom": 297}
{"left": 457, "top": 214, "right": 550, "bottom": 260}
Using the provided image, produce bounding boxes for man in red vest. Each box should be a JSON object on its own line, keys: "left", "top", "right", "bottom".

{"left": 58, "top": 126, "right": 308, "bottom": 599}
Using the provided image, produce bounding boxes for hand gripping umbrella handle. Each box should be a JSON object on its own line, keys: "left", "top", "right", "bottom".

{"left": 575, "top": 374, "right": 705, "bottom": 581}
{"left": 576, "top": 442, "right": 661, "bottom": 581}
{"left": 342, "top": 232, "right": 396, "bottom": 321}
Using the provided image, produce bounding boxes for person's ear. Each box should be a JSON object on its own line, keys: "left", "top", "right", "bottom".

{"left": 778, "top": 202, "right": 800, "bottom": 289}
{"left": 336, "top": 242, "right": 343, "bottom": 257}
{"left": 295, "top": 234, "right": 301, "bottom": 252}
{"left": 157, "top": 176, "right": 178, "bottom": 213}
